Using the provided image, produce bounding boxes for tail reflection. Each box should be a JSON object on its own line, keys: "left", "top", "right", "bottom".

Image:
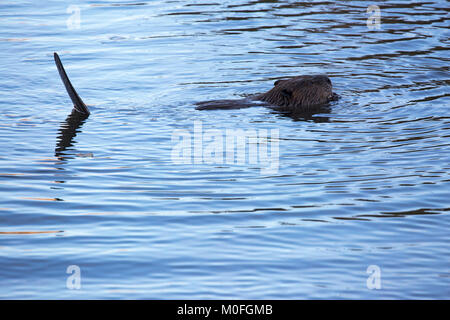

{"left": 55, "top": 109, "right": 89, "bottom": 159}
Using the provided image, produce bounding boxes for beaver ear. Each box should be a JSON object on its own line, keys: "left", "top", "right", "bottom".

{"left": 274, "top": 80, "right": 284, "bottom": 86}
{"left": 281, "top": 89, "right": 292, "bottom": 98}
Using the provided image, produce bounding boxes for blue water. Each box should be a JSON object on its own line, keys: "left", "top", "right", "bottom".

{"left": 0, "top": 0, "right": 449, "bottom": 299}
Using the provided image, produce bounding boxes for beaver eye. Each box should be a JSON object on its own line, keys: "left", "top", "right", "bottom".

{"left": 281, "top": 89, "right": 292, "bottom": 98}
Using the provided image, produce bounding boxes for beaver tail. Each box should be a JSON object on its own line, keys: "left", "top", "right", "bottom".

{"left": 54, "top": 52, "right": 90, "bottom": 115}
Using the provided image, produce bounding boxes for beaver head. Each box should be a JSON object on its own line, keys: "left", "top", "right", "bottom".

{"left": 257, "top": 75, "right": 337, "bottom": 111}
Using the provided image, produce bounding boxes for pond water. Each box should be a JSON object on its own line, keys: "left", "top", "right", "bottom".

{"left": 0, "top": 0, "right": 449, "bottom": 299}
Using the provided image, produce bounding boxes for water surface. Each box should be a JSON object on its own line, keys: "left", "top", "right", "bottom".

{"left": 0, "top": 0, "right": 449, "bottom": 299}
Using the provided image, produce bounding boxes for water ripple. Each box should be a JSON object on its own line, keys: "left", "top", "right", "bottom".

{"left": 0, "top": 0, "right": 448, "bottom": 299}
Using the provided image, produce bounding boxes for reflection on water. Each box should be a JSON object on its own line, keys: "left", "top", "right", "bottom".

{"left": 358, "top": 207, "right": 449, "bottom": 219}
{"left": 55, "top": 110, "right": 89, "bottom": 159}
{"left": 274, "top": 105, "right": 332, "bottom": 122}
{"left": 0, "top": 230, "right": 63, "bottom": 235}
{"left": 0, "top": 0, "right": 449, "bottom": 299}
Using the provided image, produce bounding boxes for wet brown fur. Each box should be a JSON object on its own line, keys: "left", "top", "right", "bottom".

{"left": 196, "top": 74, "right": 338, "bottom": 112}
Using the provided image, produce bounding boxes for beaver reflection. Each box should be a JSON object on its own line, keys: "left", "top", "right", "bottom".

{"left": 196, "top": 74, "right": 339, "bottom": 116}
{"left": 273, "top": 107, "right": 332, "bottom": 123}
{"left": 55, "top": 109, "right": 88, "bottom": 159}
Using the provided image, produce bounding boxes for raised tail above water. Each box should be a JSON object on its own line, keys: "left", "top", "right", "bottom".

{"left": 54, "top": 52, "right": 90, "bottom": 115}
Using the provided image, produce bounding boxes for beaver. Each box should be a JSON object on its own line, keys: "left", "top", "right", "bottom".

{"left": 53, "top": 52, "right": 338, "bottom": 115}
{"left": 196, "top": 75, "right": 339, "bottom": 112}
